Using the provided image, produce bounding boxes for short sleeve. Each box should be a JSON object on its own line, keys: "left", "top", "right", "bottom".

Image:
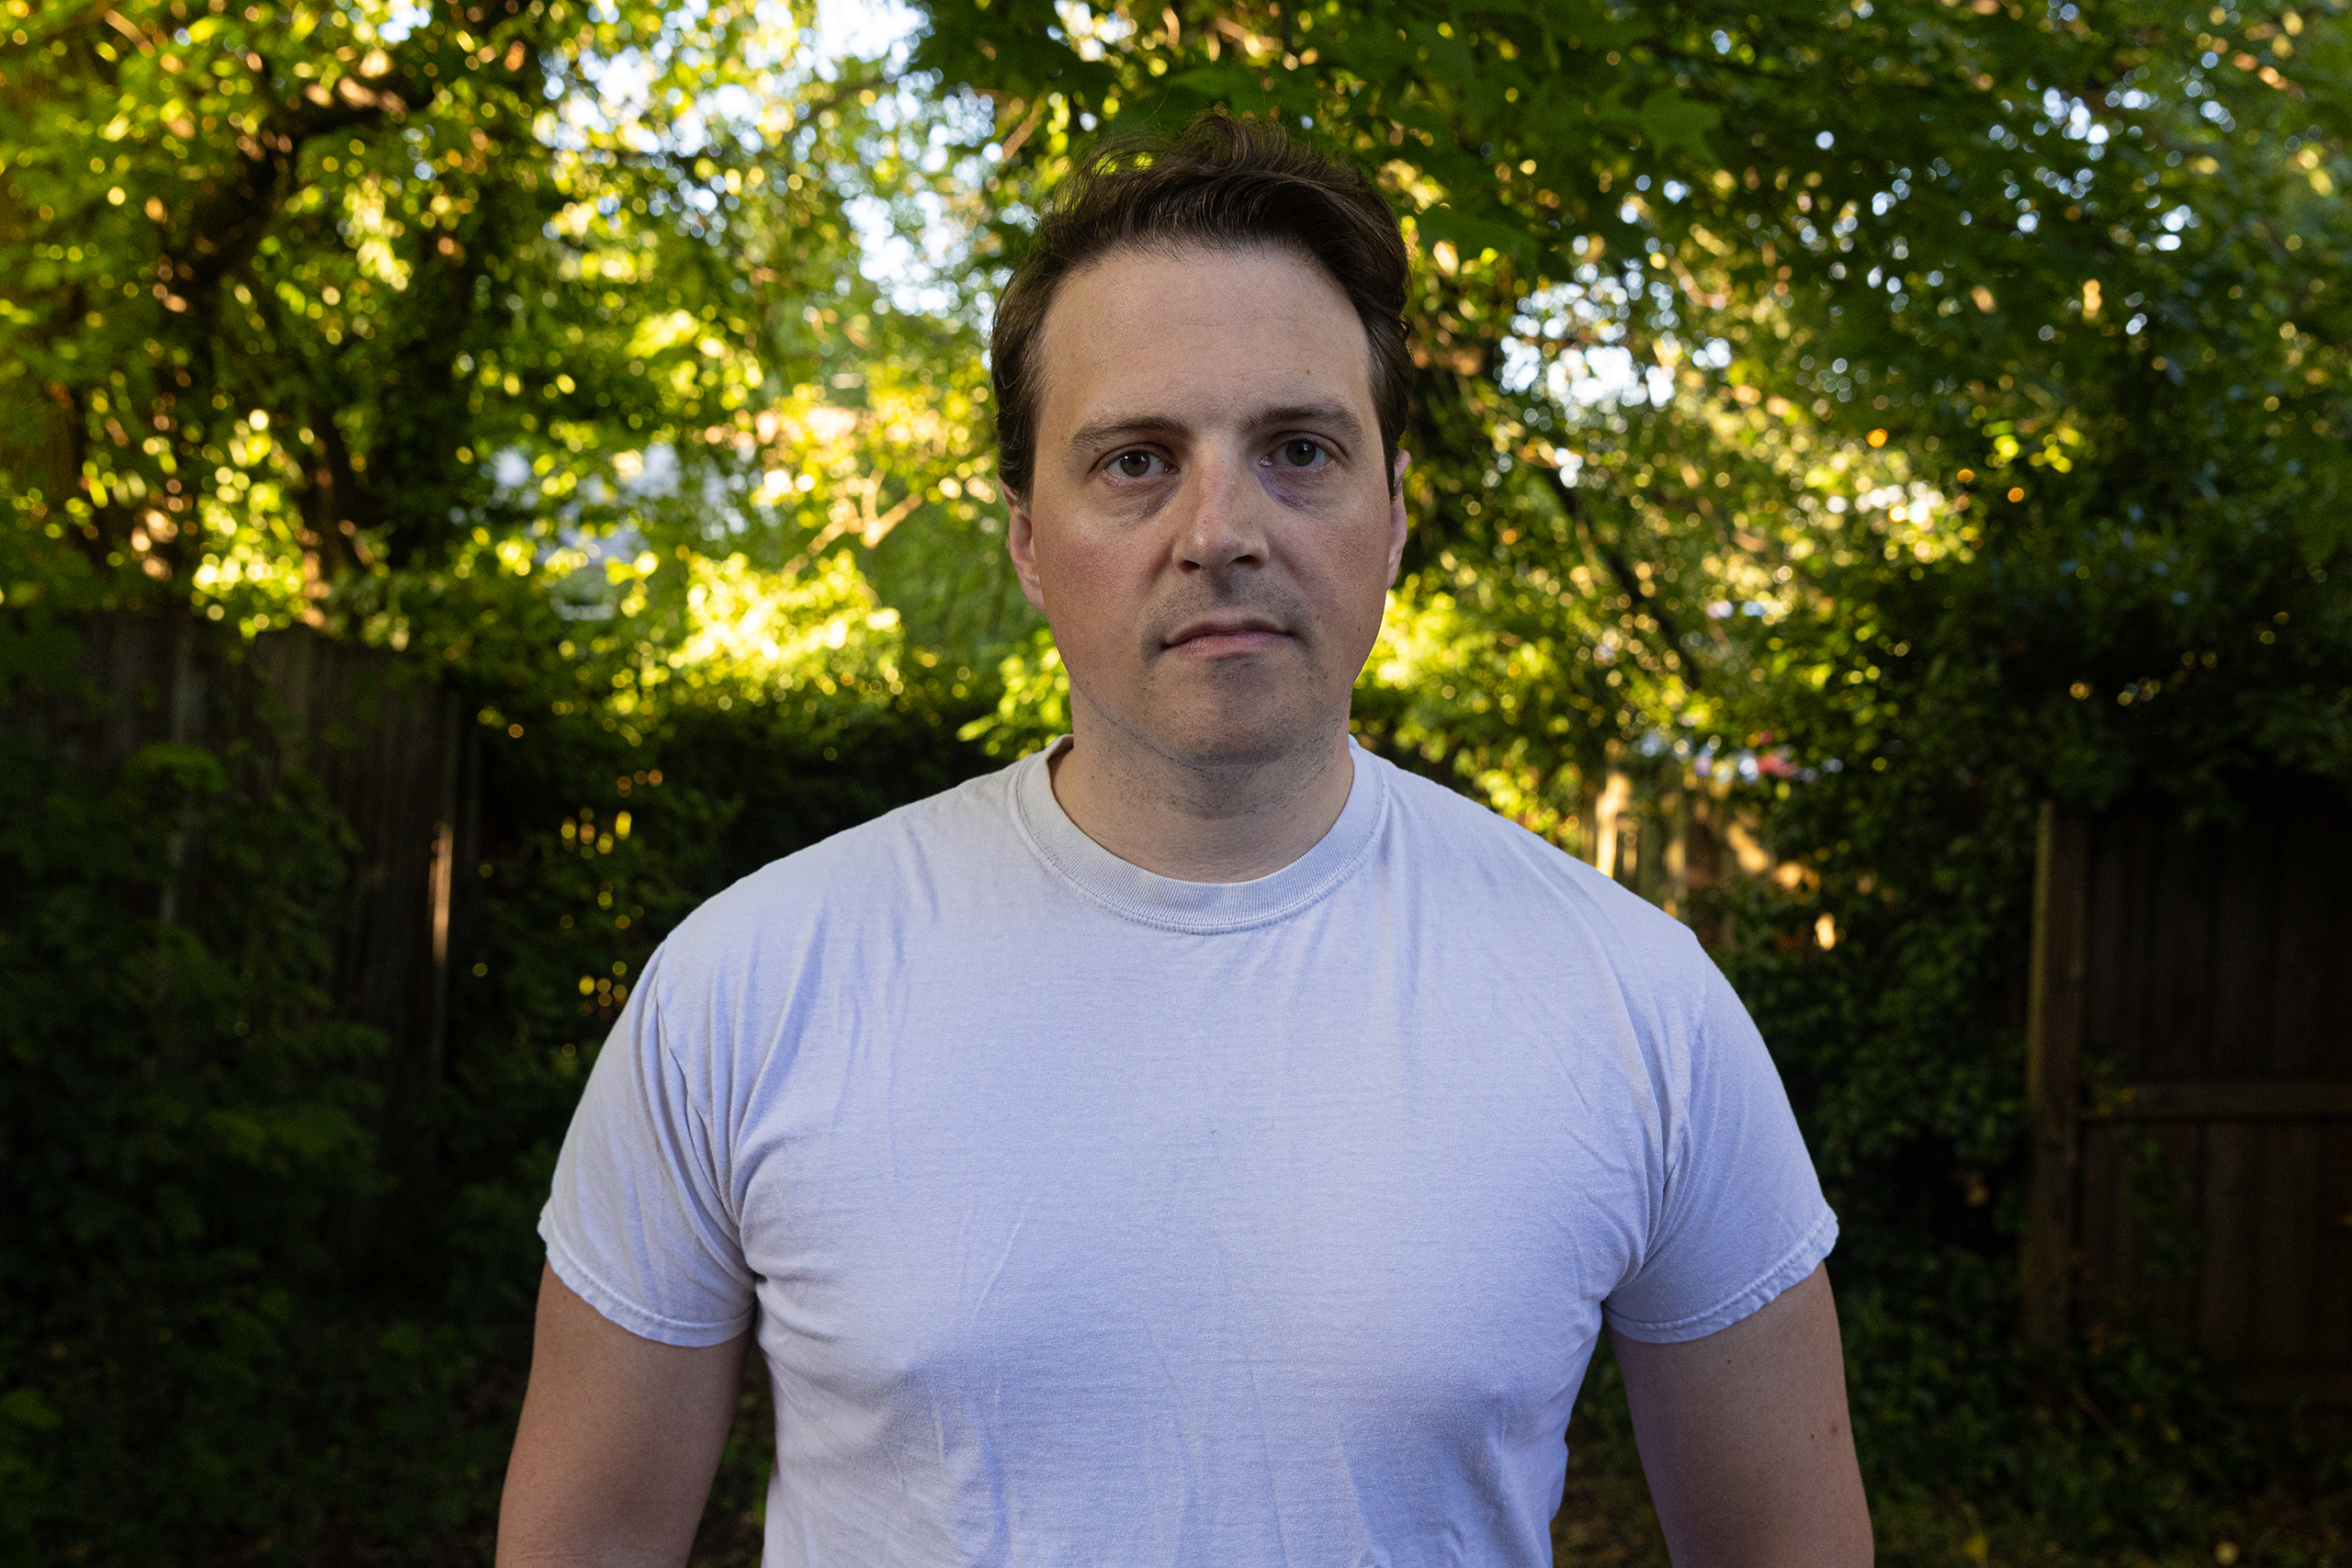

{"left": 538, "top": 952, "right": 756, "bottom": 1347}
{"left": 1601, "top": 960, "right": 1838, "bottom": 1344}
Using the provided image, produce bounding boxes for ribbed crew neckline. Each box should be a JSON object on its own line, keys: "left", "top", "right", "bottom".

{"left": 1011, "top": 736, "right": 1390, "bottom": 934}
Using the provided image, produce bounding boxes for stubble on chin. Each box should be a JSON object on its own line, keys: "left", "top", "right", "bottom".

{"left": 1097, "top": 641, "right": 1351, "bottom": 784}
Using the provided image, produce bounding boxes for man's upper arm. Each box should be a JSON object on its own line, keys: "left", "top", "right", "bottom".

{"left": 497, "top": 1264, "right": 749, "bottom": 1568}
{"left": 540, "top": 955, "right": 758, "bottom": 1348}
{"left": 1609, "top": 1263, "right": 1872, "bottom": 1568}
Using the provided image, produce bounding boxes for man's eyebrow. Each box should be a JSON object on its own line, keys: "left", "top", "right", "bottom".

{"left": 1252, "top": 402, "right": 1365, "bottom": 446}
{"left": 1063, "top": 401, "right": 1367, "bottom": 455}
{"left": 1066, "top": 412, "right": 1191, "bottom": 453}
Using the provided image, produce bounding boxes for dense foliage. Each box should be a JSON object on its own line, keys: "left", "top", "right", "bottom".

{"left": 0, "top": 618, "right": 406, "bottom": 1555}
{"left": 2, "top": 0, "right": 2347, "bottom": 1559}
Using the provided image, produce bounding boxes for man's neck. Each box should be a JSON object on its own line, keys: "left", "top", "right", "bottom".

{"left": 1046, "top": 708, "right": 1356, "bottom": 885}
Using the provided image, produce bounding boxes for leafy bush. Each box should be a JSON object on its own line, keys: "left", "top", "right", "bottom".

{"left": 0, "top": 618, "right": 390, "bottom": 1557}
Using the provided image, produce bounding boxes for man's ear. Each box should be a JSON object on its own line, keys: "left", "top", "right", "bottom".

{"left": 1385, "top": 451, "right": 1412, "bottom": 583}
{"left": 1005, "top": 491, "right": 1049, "bottom": 615}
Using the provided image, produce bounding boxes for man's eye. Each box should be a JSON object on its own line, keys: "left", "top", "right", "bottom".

{"left": 1111, "top": 451, "right": 1161, "bottom": 478}
{"left": 1273, "top": 439, "right": 1328, "bottom": 468}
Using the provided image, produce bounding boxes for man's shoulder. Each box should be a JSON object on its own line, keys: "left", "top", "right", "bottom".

{"left": 657, "top": 760, "right": 1025, "bottom": 964}
{"left": 1369, "top": 750, "right": 1701, "bottom": 958}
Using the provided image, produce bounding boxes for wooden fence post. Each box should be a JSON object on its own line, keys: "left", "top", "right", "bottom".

{"left": 2023, "top": 801, "right": 2091, "bottom": 1347}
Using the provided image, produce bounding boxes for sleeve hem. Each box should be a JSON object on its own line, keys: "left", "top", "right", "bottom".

{"left": 540, "top": 1218, "right": 755, "bottom": 1349}
{"left": 1603, "top": 1206, "right": 1839, "bottom": 1345}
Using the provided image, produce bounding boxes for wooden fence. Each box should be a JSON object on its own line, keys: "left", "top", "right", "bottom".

{"left": 16, "top": 612, "right": 476, "bottom": 1214}
{"left": 2023, "top": 785, "right": 2352, "bottom": 1404}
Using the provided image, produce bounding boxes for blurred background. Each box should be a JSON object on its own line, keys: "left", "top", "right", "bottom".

{"left": 2, "top": 0, "right": 2347, "bottom": 1561}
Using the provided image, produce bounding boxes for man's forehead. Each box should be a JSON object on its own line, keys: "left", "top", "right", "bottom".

{"left": 1034, "top": 243, "right": 1375, "bottom": 434}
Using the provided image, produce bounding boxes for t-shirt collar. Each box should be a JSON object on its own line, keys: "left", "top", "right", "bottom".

{"left": 1011, "top": 735, "right": 1389, "bottom": 934}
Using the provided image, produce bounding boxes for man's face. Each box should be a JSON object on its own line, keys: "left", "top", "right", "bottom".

{"left": 1007, "top": 243, "right": 1408, "bottom": 773}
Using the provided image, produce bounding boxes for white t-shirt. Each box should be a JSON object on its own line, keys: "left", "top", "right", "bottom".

{"left": 542, "top": 738, "right": 1836, "bottom": 1568}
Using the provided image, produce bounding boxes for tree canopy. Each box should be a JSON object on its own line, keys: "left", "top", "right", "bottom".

{"left": 2, "top": 0, "right": 1023, "bottom": 728}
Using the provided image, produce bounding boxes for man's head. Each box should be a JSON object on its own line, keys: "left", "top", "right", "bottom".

{"left": 994, "top": 114, "right": 1412, "bottom": 776}
{"left": 991, "top": 114, "right": 1411, "bottom": 503}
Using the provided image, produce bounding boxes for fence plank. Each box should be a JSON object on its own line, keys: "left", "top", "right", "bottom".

{"left": 2320, "top": 1126, "right": 2352, "bottom": 1371}
{"left": 2149, "top": 812, "right": 2221, "bottom": 1081}
{"left": 2210, "top": 804, "right": 2281, "bottom": 1079}
{"left": 2073, "top": 1120, "right": 2131, "bottom": 1338}
{"left": 2024, "top": 802, "right": 2092, "bottom": 1347}
{"left": 2144, "top": 1119, "right": 2205, "bottom": 1341}
{"left": 2270, "top": 801, "right": 2333, "bottom": 1078}
{"left": 2256, "top": 1123, "right": 2323, "bottom": 1368}
{"left": 2195, "top": 1122, "right": 2261, "bottom": 1363}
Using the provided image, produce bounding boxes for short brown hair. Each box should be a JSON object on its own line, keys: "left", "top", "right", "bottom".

{"left": 989, "top": 112, "right": 1410, "bottom": 500}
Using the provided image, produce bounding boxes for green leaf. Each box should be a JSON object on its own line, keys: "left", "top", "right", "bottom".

{"left": 124, "top": 741, "right": 228, "bottom": 796}
{"left": 0, "top": 1390, "right": 61, "bottom": 1431}
{"left": 1634, "top": 88, "right": 1722, "bottom": 160}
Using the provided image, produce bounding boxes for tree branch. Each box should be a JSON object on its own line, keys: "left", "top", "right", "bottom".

{"left": 175, "top": 73, "right": 416, "bottom": 300}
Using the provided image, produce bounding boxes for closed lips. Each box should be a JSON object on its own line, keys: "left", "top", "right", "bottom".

{"left": 1165, "top": 618, "right": 1286, "bottom": 646}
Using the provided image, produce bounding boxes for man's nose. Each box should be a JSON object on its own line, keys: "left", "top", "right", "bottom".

{"left": 1174, "top": 451, "right": 1270, "bottom": 573}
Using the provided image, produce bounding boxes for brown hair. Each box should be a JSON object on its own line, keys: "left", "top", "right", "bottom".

{"left": 989, "top": 111, "right": 1410, "bottom": 500}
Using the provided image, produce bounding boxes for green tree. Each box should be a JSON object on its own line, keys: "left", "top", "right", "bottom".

{"left": 0, "top": 0, "right": 1023, "bottom": 659}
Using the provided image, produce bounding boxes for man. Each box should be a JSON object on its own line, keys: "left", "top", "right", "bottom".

{"left": 500, "top": 114, "right": 1871, "bottom": 1567}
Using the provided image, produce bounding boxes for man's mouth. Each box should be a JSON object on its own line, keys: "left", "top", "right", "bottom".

{"left": 1162, "top": 615, "right": 1291, "bottom": 655}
